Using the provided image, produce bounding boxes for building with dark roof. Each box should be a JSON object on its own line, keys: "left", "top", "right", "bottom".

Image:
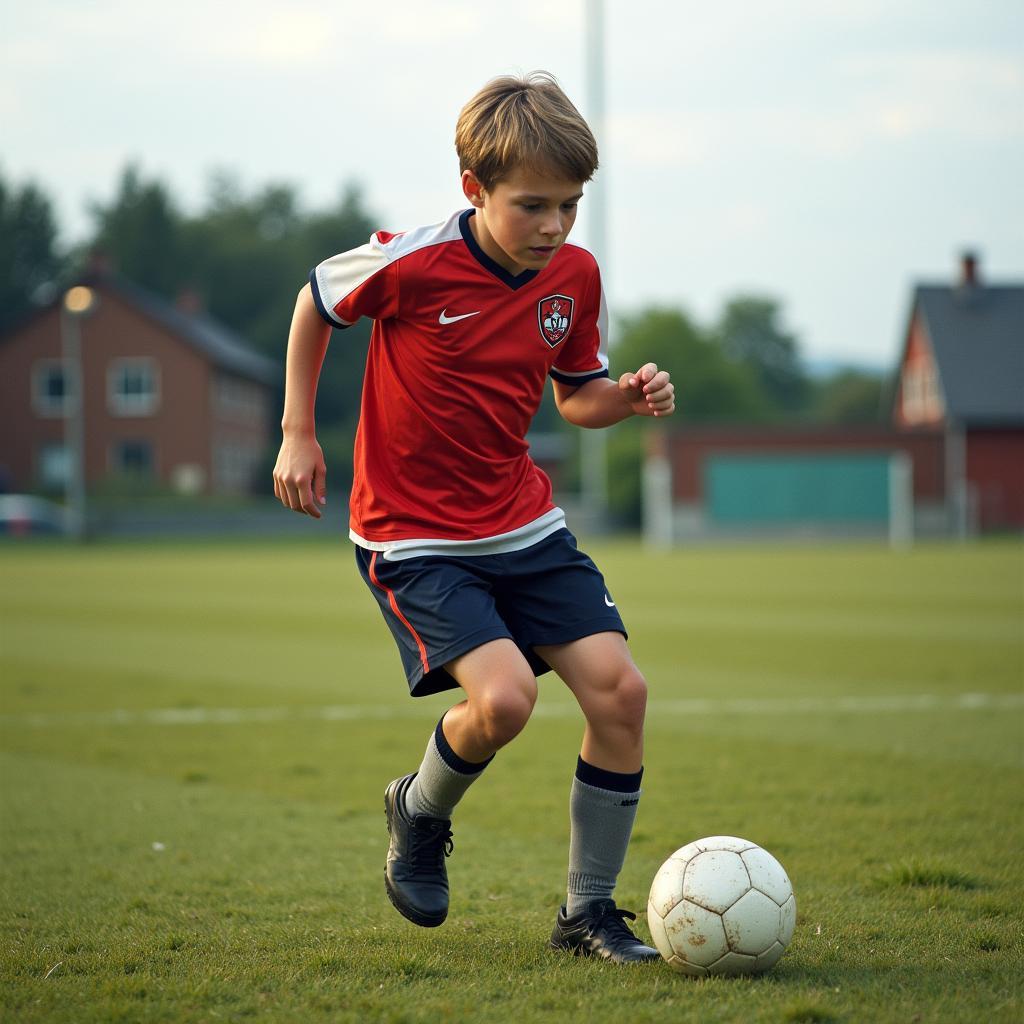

{"left": 641, "top": 251, "right": 1022, "bottom": 544}
{"left": 0, "top": 271, "right": 280, "bottom": 497}
{"left": 894, "top": 252, "right": 1024, "bottom": 531}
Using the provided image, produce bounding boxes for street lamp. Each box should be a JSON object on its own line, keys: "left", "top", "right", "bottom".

{"left": 61, "top": 285, "right": 97, "bottom": 540}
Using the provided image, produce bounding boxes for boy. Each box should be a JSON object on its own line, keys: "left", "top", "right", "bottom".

{"left": 273, "top": 72, "right": 675, "bottom": 963}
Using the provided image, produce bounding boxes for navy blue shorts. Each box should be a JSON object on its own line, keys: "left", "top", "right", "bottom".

{"left": 355, "top": 528, "right": 627, "bottom": 697}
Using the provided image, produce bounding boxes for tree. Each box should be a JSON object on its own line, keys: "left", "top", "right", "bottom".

{"left": 612, "top": 307, "right": 770, "bottom": 424}
{"left": 602, "top": 307, "right": 771, "bottom": 524}
{"left": 812, "top": 368, "right": 887, "bottom": 423}
{"left": 86, "top": 165, "right": 187, "bottom": 297}
{"left": 179, "top": 178, "right": 301, "bottom": 354}
{"left": 0, "top": 172, "right": 62, "bottom": 333}
{"left": 714, "top": 296, "right": 810, "bottom": 416}
{"left": 84, "top": 167, "right": 379, "bottom": 435}
{"left": 178, "top": 177, "right": 379, "bottom": 487}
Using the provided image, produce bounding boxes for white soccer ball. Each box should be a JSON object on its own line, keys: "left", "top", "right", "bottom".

{"left": 647, "top": 836, "right": 796, "bottom": 976}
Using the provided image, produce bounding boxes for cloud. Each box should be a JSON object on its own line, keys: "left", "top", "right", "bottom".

{"left": 718, "top": 201, "right": 772, "bottom": 240}
{"left": 607, "top": 111, "right": 716, "bottom": 167}
{"left": 610, "top": 44, "right": 1024, "bottom": 172}
{"left": 837, "top": 51, "right": 1024, "bottom": 143}
{"left": 193, "top": 11, "right": 334, "bottom": 65}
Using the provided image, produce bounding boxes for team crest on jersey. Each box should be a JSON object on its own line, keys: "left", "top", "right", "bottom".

{"left": 537, "top": 294, "right": 574, "bottom": 348}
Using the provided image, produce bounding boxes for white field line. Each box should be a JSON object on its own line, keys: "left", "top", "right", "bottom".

{"left": 2, "top": 692, "right": 1022, "bottom": 729}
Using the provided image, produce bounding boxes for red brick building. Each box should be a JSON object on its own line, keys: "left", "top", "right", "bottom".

{"left": 0, "top": 271, "right": 279, "bottom": 497}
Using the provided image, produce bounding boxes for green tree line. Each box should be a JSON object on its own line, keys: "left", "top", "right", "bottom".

{"left": 1, "top": 165, "right": 887, "bottom": 518}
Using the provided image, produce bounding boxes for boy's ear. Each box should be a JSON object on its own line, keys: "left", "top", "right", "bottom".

{"left": 461, "top": 170, "right": 486, "bottom": 208}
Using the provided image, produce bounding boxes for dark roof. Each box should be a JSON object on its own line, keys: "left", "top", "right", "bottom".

{"left": 915, "top": 283, "right": 1024, "bottom": 426}
{"left": 0, "top": 271, "right": 280, "bottom": 387}
{"left": 89, "top": 272, "right": 281, "bottom": 387}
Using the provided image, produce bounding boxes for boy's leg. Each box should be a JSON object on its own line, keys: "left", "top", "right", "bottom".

{"left": 404, "top": 638, "right": 537, "bottom": 816}
{"left": 386, "top": 638, "right": 537, "bottom": 927}
{"left": 537, "top": 631, "right": 658, "bottom": 963}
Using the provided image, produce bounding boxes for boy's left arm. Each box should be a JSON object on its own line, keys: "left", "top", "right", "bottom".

{"left": 553, "top": 363, "right": 675, "bottom": 428}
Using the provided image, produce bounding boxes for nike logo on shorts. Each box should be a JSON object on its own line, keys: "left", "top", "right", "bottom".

{"left": 439, "top": 308, "right": 481, "bottom": 324}
{"left": 604, "top": 595, "right": 616, "bottom": 607}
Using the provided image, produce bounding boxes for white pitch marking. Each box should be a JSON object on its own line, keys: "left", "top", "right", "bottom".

{"left": 2, "top": 692, "right": 1021, "bottom": 729}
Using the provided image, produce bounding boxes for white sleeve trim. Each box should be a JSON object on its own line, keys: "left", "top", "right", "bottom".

{"left": 313, "top": 241, "right": 390, "bottom": 326}
{"left": 311, "top": 211, "right": 466, "bottom": 326}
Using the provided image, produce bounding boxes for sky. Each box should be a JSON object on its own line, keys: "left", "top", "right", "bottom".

{"left": 3, "top": 0, "right": 1022, "bottom": 370}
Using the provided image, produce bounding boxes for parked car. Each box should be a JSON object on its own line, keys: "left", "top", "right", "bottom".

{"left": 0, "top": 494, "right": 67, "bottom": 535}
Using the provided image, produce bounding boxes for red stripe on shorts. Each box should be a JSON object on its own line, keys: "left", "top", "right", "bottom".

{"left": 368, "top": 551, "right": 431, "bottom": 676}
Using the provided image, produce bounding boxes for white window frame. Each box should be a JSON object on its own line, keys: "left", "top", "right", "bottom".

{"left": 107, "top": 358, "right": 160, "bottom": 417}
{"left": 213, "top": 439, "right": 261, "bottom": 492}
{"left": 213, "top": 373, "right": 264, "bottom": 425}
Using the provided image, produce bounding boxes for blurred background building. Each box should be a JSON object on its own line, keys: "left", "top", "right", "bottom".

{"left": 0, "top": 266, "right": 278, "bottom": 500}
{"left": 644, "top": 253, "right": 1024, "bottom": 544}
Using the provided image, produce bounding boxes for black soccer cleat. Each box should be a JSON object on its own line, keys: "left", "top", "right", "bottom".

{"left": 383, "top": 773, "right": 453, "bottom": 928}
{"left": 550, "top": 898, "right": 661, "bottom": 963}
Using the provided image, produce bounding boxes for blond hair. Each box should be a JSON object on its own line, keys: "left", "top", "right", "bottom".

{"left": 455, "top": 71, "right": 599, "bottom": 189}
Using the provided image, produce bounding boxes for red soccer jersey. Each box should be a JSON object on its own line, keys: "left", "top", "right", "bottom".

{"left": 310, "top": 209, "right": 609, "bottom": 545}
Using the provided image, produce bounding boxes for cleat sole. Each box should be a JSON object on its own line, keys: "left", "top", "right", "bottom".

{"left": 384, "top": 870, "right": 448, "bottom": 928}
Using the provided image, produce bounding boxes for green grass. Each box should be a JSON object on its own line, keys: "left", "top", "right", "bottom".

{"left": 872, "top": 860, "right": 980, "bottom": 892}
{"left": 1, "top": 537, "right": 1022, "bottom": 1023}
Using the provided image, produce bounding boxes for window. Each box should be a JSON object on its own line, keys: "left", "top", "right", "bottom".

{"left": 32, "top": 360, "right": 75, "bottom": 417}
{"left": 37, "top": 442, "right": 71, "bottom": 488}
{"left": 901, "top": 361, "right": 944, "bottom": 424}
{"left": 108, "top": 359, "right": 159, "bottom": 416}
{"left": 111, "top": 440, "right": 154, "bottom": 476}
{"left": 214, "top": 374, "right": 264, "bottom": 425}
{"left": 213, "top": 440, "right": 260, "bottom": 493}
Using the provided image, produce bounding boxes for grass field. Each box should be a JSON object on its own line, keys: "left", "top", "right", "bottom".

{"left": 1, "top": 536, "right": 1022, "bottom": 1023}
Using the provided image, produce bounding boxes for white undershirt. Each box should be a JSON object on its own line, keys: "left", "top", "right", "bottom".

{"left": 350, "top": 507, "right": 567, "bottom": 561}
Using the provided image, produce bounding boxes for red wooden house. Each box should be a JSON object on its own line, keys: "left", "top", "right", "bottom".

{"left": 893, "top": 252, "right": 1024, "bottom": 532}
{"left": 644, "top": 252, "right": 1023, "bottom": 542}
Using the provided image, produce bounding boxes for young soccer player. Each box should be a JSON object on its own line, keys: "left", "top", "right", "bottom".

{"left": 273, "top": 72, "right": 675, "bottom": 963}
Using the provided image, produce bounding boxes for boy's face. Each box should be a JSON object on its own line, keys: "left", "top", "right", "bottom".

{"left": 462, "top": 166, "right": 583, "bottom": 276}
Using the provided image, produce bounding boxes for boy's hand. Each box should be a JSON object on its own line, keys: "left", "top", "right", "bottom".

{"left": 273, "top": 434, "right": 328, "bottom": 518}
{"left": 618, "top": 363, "right": 675, "bottom": 418}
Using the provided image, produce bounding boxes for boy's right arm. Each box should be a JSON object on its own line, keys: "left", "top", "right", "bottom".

{"left": 273, "top": 283, "right": 332, "bottom": 518}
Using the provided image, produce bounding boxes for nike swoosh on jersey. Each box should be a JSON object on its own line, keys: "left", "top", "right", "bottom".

{"left": 604, "top": 595, "right": 616, "bottom": 607}
{"left": 439, "top": 308, "right": 481, "bottom": 324}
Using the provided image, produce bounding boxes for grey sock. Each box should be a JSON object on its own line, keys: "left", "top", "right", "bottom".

{"left": 565, "top": 758, "right": 643, "bottom": 917}
{"left": 405, "top": 717, "right": 492, "bottom": 820}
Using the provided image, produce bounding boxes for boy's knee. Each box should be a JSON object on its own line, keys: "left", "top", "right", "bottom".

{"left": 615, "top": 666, "right": 648, "bottom": 728}
{"left": 474, "top": 675, "right": 537, "bottom": 748}
{"left": 584, "top": 664, "right": 647, "bottom": 734}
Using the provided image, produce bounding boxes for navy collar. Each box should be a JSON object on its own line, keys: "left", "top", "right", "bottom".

{"left": 459, "top": 209, "right": 539, "bottom": 291}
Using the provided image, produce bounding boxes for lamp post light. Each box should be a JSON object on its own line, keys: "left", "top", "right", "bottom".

{"left": 61, "top": 285, "right": 97, "bottom": 540}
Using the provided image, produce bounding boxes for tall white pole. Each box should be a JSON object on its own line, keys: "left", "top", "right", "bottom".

{"left": 61, "top": 307, "right": 86, "bottom": 540}
{"left": 61, "top": 286, "right": 96, "bottom": 541}
{"left": 582, "top": 0, "right": 609, "bottom": 530}
{"left": 584, "top": 0, "right": 607, "bottom": 267}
